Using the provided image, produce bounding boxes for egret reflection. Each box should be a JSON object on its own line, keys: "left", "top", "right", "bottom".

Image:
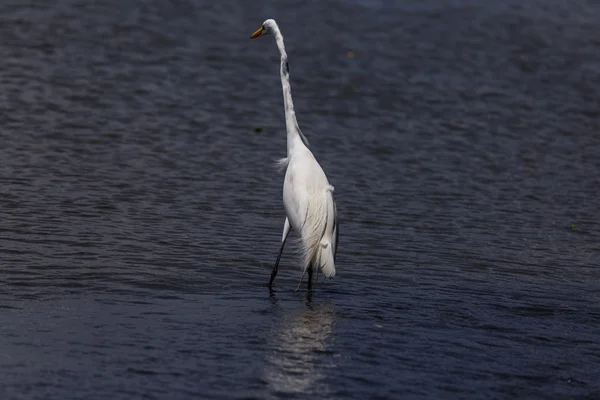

{"left": 264, "top": 301, "right": 336, "bottom": 396}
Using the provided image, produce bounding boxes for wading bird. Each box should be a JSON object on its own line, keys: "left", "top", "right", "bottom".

{"left": 250, "top": 19, "right": 339, "bottom": 291}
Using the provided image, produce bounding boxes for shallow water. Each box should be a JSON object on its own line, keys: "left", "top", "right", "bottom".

{"left": 1, "top": 0, "right": 599, "bottom": 399}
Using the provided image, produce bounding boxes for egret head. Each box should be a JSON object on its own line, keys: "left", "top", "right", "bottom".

{"left": 250, "top": 19, "right": 276, "bottom": 39}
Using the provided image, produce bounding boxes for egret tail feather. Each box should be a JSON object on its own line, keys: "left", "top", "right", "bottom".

{"left": 317, "top": 240, "right": 336, "bottom": 278}
{"left": 299, "top": 188, "right": 337, "bottom": 279}
{"left": 300, "top": 189, "right": 328, "bottom": 273}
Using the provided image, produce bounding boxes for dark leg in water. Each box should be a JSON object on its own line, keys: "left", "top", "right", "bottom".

{"left": 307, "top": 264, "right": 313, "bottom": 291}
{"left": 269, "top": 234, "right": 289, "bottom": 288}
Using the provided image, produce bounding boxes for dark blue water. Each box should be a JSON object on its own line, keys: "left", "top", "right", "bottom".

{"left": 1, "top": 0, "right": 599, "bottom": 399}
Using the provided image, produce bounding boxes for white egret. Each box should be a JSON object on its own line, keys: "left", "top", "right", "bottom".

{"left": 250, "top": 19, "right": 339, "bottom": 291}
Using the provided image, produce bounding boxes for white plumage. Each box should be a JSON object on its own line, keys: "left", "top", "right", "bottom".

{"left": 250, "top": 19, "right": 339, "bottom": 290}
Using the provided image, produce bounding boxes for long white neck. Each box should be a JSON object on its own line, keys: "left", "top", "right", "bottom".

{"left": 271, "top": 23, "right": 309, "bottom": 156}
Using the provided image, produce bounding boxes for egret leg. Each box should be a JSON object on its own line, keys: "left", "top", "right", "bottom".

{"left": 269, "top": 218, "right": 291, "bottom": 288}
{"left": 307, "top": 265, "right": 313, "bottom": 291}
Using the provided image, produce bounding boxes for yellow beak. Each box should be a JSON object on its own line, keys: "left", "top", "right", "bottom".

{"left": 250, "top": 26, "right": 263, "bottom": 39}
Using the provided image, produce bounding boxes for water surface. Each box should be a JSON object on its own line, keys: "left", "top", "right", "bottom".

{"left": 1, "top": 0, "right": 599, "bottom": 399}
